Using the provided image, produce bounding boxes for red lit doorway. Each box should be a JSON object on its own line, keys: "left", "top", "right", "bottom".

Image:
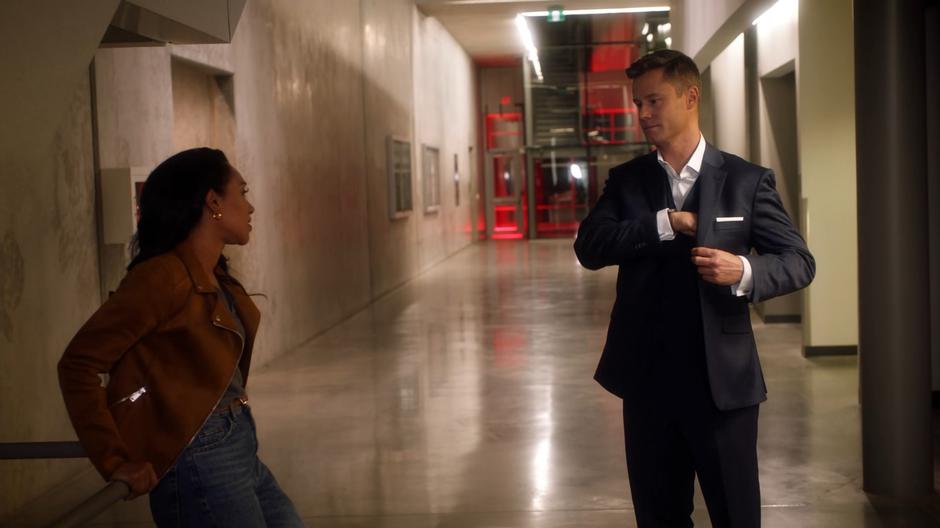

{"left": 484, "top": 151, "right": 526, "bottom": 239}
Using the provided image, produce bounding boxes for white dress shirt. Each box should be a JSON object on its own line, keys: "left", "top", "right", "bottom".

{"left": 653, "top": 134, "right": 753, "bottom": 297}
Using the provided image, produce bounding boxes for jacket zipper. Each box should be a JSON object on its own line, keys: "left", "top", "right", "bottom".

{"left": 110, "top": 386, "right": 148, "bottom": 407}
{"left": 159, "top": 317, "right": 245, "bottom": 480}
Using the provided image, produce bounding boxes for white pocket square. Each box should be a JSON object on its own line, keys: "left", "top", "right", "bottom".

{"left": 716, "top": 216, "right": 744, "bottom": 222}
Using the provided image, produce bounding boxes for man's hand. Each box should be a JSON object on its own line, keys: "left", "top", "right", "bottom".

{"left": 691, "top": 247, "right": 744, "bottom": 286}
{"left": 110, "top": 461, "right": 158, "bottom": 499}
{"left": 668, "top": 211, "right": 697, "bottom": 237}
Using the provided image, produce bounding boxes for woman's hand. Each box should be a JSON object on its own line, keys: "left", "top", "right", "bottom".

{"left": 110, "top": 461, "right": 158, "bottom": 499}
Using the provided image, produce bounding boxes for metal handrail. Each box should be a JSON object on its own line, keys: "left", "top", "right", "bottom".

{"left": 1, "top": 442, "right": 130, "bottom": 527}
{"left": 48, "top": 481, "right": 130, "bottom": 528}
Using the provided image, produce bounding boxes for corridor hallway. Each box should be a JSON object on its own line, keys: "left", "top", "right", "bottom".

{"left": 27, "top": 240, "right": 939, "bottom": 527}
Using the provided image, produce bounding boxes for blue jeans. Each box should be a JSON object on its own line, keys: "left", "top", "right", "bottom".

{"left": 149, "top": 404, "right": 304, "bottom": 527}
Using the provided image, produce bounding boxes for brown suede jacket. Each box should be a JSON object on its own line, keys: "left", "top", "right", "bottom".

{"left": 58, "top": 245, "right": 259, "bottom": 481}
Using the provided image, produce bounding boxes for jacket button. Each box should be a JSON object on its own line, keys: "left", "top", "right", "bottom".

{"left": 214, "top": 315, "right": 222, "bottom": 322}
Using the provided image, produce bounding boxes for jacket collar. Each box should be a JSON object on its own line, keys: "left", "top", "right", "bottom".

{"left": 701, "top": 142, "right": 724, "bottom": 169}
{"left": 172, "top": 244, "right": 225, "bottom": 294}
{"left": 641, "top": 142, "right": 728, "bottom": 246}
{"left": 169, "top": 243, "right": 260, "bottom": 383}
{"left": 656, "top": 133, "right": 708, "bottom": 176}
{"left": 695, "top": 143, "right": 728, "bottom": 246}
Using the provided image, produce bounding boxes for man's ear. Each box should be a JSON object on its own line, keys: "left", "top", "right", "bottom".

{"left": 686, "top": 85, "right": 700, "bottom": 110}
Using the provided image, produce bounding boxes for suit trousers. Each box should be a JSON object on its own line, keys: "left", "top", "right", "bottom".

{"left": 622, "top": 349, "right": 761, "bottom": 528}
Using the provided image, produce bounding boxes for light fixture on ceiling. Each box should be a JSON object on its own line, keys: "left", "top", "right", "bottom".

{"left": 515, "top": 14, "right": 544, "bottom": 81}
{"left": 752, "top": 0, "right": 796, "bottom": 26}
{"left": 521, "top": 7, "right": 670, "bottom": 17}
{"left": 569, "top": 163, "right": 583, "bottom": 180}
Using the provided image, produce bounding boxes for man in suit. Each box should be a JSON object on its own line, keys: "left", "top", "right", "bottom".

{"left": 574, "top": 50, "right": 815, "bottom": 527}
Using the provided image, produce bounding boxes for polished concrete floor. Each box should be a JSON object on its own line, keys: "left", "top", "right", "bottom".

{"left": 8, "top": 240, "right": 940, "bottom": 527}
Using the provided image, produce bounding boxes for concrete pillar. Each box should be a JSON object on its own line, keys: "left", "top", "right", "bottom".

{"left": 855, "top": 0, "right": 933, "bottom": 498}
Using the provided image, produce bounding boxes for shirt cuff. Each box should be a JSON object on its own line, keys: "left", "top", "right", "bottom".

{"left": 731, "top": 256, "right": 753, "bottom": 297}
{"left": 656, "top": 209, "right": 675, "bottom": 241}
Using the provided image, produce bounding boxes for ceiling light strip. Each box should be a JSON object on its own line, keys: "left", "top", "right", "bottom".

{"left": 522, "top": 7, "right": 670, "bottom": 17}
{"left": 514, "top": 14, "right": 543, "bottom": 81}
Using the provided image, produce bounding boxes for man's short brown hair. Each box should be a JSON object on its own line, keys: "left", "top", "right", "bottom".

{"left": 626, "top": 50, "right": 701, "bottom": 94}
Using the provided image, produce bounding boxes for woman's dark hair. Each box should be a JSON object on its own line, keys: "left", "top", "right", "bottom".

{"left": 128, "top": 147, "right": 233, "bottom": 271}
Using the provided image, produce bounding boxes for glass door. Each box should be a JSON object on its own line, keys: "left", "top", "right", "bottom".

{"left": 517, "top": 11, "right": 669, "bottom": 238}
{"left": 485, "top": 151, "right": 526, "bottom": 239}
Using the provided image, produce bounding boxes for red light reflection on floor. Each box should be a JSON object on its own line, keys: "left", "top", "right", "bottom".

{"left": 492, "top": 327, "right": 527, "bottom": 368}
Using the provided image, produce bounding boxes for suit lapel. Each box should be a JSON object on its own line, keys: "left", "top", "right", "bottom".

{"left": 640, "top": 153, "right": 673, "bottom": 211}
{"left": 695, "top": 144, "right": 727, "bottom": 246}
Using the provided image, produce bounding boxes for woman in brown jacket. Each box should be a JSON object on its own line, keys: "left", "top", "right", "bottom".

{"left": 58, "top": 148, "right": 304, "bottom": 527}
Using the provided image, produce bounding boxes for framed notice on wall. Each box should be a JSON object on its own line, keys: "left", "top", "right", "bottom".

{"left": 422, "top": 145, "right": 440, "bottom": 214}
{"left": 387, "top": 136, "right": 413, "bottom": 219}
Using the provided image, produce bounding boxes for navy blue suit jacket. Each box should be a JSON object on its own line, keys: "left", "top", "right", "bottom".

{"left": 574, "top": 144, "right": 815, "bottom": 410}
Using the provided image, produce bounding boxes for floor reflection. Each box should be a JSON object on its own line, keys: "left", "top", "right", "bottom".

{"left": 225, "top": 241, "right": 940, "bottom": 527}
{"left": 23, "top": 239, "right": 937, "bottom": 527}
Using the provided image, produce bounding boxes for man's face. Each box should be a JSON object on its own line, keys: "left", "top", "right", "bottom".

{"left": 632, "top": 68, "right": 698, "bottom": 147}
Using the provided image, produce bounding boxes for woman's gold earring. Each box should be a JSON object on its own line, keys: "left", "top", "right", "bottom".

{"left": 212, "top": 211, "right": 223, "bottom": 220}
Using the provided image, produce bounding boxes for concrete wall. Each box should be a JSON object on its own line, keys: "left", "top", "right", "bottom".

{"left": 797, "top": 0, "right": 857, "bottom": 348}
{"left": 228, "top": 0, "right": 372, "bottom": 360}
{"left": 675, "top": 0, "right": 859, "bottom": 350}
{"left": 171, "top": 59, "right": 237, "bottom": 156}
{"left": 755, "top": 0, "right": 797, "bottom": 78}
{"left": 0, "top": 72, "right": 102, "bottom": 524}
{"left": 0, "top": 0, "right": 478, "bottom": 520}
{"left": 672, "top": 0, "right": 747, "bottom": 59}
{"left": 755, "top": 1, "right": 801, "bottom": 319}
{"left": 412, "top": 10, "right": 479, "bottom": 269}
{"left": 94, "top": 46, "right": 177, "bottom": 295}
{"left": 479, "top": 66, "right": 524, "bottom": 117}
{"left": 361, "top": 0, "right": 419, "bottom": 299}
{"left": 708, "top": 34, "right": 747, "bottom": 157}
{"left": 672, "top": 0, "right": 779, "bottom": 71}
{"left": 0, "top": 0, "right": 121, "bottom": 516}
{"left": 709, "top": 17, "right": 802, "bottom": 326}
